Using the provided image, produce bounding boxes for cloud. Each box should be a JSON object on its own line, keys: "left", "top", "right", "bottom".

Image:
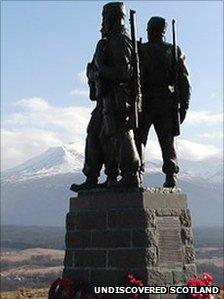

{"left": 1, "top": 98, "right": 222, "bottom": 171}
{"left": 9, "top": 97, "right": 91, "bottom": 135}
{"left": 186, "top": 110, "right": 223, "bottom": 125}
{"left": 1, "top": 97, "right": 91, "bottom": 170}
{"left": 70, "top": 70, "right": 89, "bottom": 96}
{"left": 70, "top": 89, "right": 89, "bottom": 96}
{"left": 200, "top": 132, "right": 224, "bottom": 140}
{"left": 1, "top": 128, "right": 62, "bottom": 170}
{"left": 76, "top": 70, "right": 87, "bottom": 85}
{"left": 177, "top": 139, "right": 222, "bottom": 161}
{"left": 16, "top": 97, "right": 49, "bottom": 111}
{"left": 144, "top": 138, "right": 222, "bottom": 162}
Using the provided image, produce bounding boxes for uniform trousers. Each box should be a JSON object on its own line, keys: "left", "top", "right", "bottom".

{"left": 82, "top": 107, "right": 119, "bottom": 179}
{"left": 135, "top": 97, "right": 179, "bottom": 176}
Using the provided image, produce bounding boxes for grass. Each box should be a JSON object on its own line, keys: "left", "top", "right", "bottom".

{"left": 0, "top": 288, "right": 48, "bottom": 298}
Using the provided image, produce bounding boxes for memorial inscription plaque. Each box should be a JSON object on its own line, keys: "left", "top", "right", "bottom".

{"left": 157, "top": 217, "right": 183, "bottom": 267}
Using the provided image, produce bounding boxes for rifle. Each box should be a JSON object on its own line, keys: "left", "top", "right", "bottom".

{"left": 129, "top": 10, "right": 142, "bottom": 129}
{"left": 172, "top": 19, "right": 181, "bottom": 136}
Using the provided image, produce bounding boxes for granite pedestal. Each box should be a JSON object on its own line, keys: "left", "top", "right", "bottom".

{"left": 63, "top": 188, "right": 196, "bottom": 298}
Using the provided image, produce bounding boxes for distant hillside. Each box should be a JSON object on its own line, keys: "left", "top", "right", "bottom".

{"left": 194, "top": 226, "right": 224, "bottom": 248}
{"left": 1, "top": 225, "right": 65, "bottom": 250}
{"left": 1, "top": 143, "right": 223, "bottom": 227}
{"left": 1, "top": 225, "right": 223, "bottom": 251}
{"left": 1, "top": 248, "right": 63, "bottom": 291}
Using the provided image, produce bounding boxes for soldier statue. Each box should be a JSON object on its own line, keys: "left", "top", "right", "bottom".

{"left": 70, "top": 36, "right": 119, "bottom": 192}
{"left": 135, "top": 17, "right": 191, "bottom": 187}
{"left": 71, "top": 2, "right": 141, "bottom": 191}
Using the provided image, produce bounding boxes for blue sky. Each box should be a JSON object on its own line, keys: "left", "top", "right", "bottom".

{"left": 1, "top": 1, "right": 223, "bottom": 170}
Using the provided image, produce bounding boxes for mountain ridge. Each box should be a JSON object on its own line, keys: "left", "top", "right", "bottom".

{"left": 2, "top": 142, "right": 222, "bottom": 183}
{"left": 1, "top": 143, "right": 223, "bottom": 227}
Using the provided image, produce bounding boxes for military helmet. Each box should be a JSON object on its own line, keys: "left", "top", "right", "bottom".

{"left": 147, "top": 16, "right": 167, "bottom": 34}
{"left": 102, "top": 2, "right": 126, "bottom": 17}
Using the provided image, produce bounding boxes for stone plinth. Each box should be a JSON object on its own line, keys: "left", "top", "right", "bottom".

{"left": 63, "top": 188, "right": 196, "bottom": 297}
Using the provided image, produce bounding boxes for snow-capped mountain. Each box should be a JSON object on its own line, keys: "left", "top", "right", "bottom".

{"left": 1, "top": 143, "right": 223, "bottom": 227}
{"left": 179, "top": 157, "right": 223, "bottom": 185}
{"left": 2, "top": 143, "right": 163, "bottom": 184}
{"left": 2, "top": 143, "right": 83, "bottom": 183}
{"left": 2, "top": 142, "right": 222, "bottom": 184}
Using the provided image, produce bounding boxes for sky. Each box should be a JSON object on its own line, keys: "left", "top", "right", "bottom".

{"left": 1, "top": 0, "right": 223, "bottom": 171}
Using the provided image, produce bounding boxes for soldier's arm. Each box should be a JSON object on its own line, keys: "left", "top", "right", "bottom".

{"left": 86, "top": 40, "right": 106, "bottom": 102}
{"left": 177, "top": 46, "right": 191, "bottom": 123}
{"left": 177, "top": 46, "right": 191, "bottom": 109}
{"left": 97, "top": 37, "right": 132, "bottom": 82}
{"left": 86, "top": 57, "right": 100, "bottom": 102}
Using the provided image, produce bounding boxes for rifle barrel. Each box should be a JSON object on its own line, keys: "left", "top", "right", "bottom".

{"left": 129, "top": 9, "right": 141, "bottom": 129}
{"left": 172, "top": 19, "right": 180, "bottom": 136}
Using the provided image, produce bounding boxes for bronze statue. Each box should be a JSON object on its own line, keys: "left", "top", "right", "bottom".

{"left": 71, "top": 5, "right": 190, "bottom": 191}
{"left": 71, "top": 2, "right": 141, "bottom": 191}
{"left": 135, "top": 16, "right": 191, "bottom": 187}
{"left": 94, "top": 2, "right": 141, "bottom": 188}
{"left": 70, "top": 39, "right": 119, "bottom": 192}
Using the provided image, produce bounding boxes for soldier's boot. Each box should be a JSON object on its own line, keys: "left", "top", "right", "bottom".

{"left": 115, "top": 173, "right": 141, "bottom": 188}
{"left": 98, "top": 176, "right": 118, "bottom": 188}
{"left": 70, "top": 177, "right": 98, "bottom": 192}
{"left": 163, "top": 174, "right": 177, "bottom": 188}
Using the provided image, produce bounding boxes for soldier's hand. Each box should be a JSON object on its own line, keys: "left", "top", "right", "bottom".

{"left": 179, "top": 108, "right": 187, "bottom": 124}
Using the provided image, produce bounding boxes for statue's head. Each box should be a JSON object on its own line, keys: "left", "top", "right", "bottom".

{"left": 147, "top": 16, "right": 167, "bottom": 40}
{"left": 101, "top": 2, "right": 126, "bottom": 36}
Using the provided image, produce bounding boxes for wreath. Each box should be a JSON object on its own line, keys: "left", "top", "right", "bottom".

{"left": 127, "top": 274, "right": 144, "bottom": 299}
{"left": 48, "top": 277, "right": 74, "bottom": 299}
{"left": 187, "top": 273, "right": 214, "bottom": 299}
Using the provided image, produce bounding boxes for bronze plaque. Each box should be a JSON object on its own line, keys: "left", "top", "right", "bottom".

{"left": 157, "top": 217, "right": 183, "bottom": 266}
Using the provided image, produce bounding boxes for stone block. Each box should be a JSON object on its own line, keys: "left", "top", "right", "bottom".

{"left": 108, "top": 209, "right": 152, "bottom": 229}
{"left": 74, "top": 249, "right": 106, "bottom": 268}
{"left": 63, "top": 250, "right": 74, "bottom": 267}
{"left": 180, "top": 209, "right": 191, "bottom": 227}
{"left": 70, "top": 191, "right": 142, "bottom": 212}
{"left": 70, "top": 189, "right": 187, "bottom": 212}
{"left": 184, "top": 246, "right": 196, "bottom": 264}
{"left": 66, "top": 231, "right": 91, "bottom": 248}
{"left": 181, "top": 228, "right": 193, "bottom": 245}
{"left": 184, "top": 264, "right": 197, "bottom": 279}
{"left": 132, "top": 229, "right": 154, "bottom": 247}
{"left": 90, "top": 269, "right": 129, "bottom": 286}
{"left": 67, "top": 211, "right": 107, "bottom": 230}
{"left": 108, "top": 248, "right": 157, "bottom": 268}
{"left": 91, "top": 230, "right": 131, "bottom": 248}
{"left": 147, "top": 270, "right": 173, "bottom": 285}
{"left": 173, "top": 270, "right": 185, "bottom": 284}
{"left": 66, "top": 213, "right": 73, "bottom": 230}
